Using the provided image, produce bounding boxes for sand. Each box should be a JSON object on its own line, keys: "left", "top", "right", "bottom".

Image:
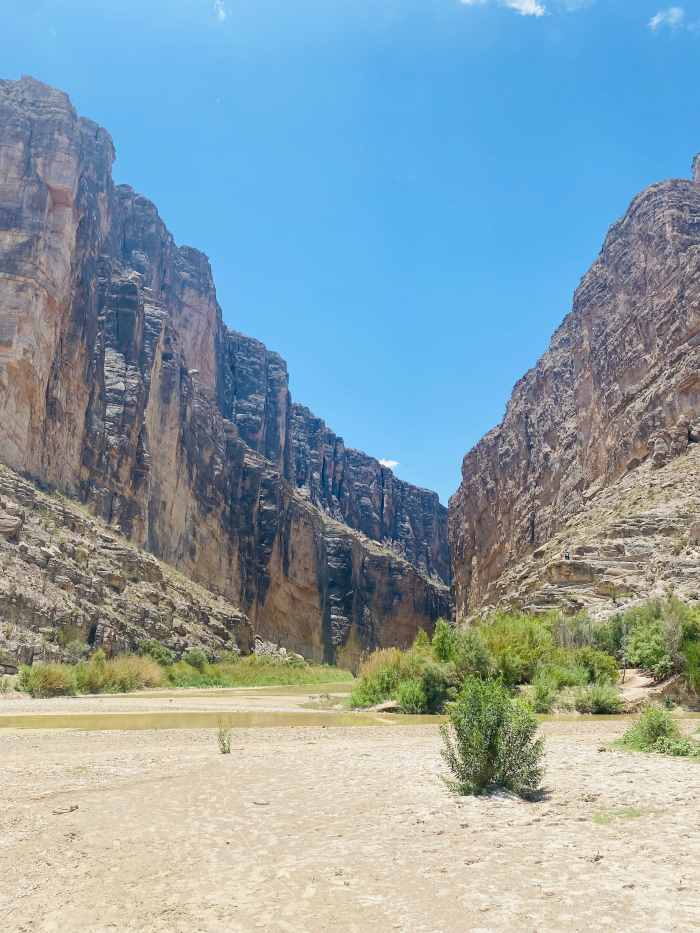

{"left": 2, "top": 689, "right": 699, "bottom": 932}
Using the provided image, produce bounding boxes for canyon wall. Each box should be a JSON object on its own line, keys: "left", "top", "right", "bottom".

{"left": 0, "top": 76, "right": 450, "bottom": 664}
{"left": 450, "top": 159, "right": 700, "bottom": 618}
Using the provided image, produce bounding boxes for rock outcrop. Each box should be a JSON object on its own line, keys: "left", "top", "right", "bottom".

{"left": 0, "top": 76, "right": 450, "bottom": 666}
{"left": 450, "top": 158, "right": 700, "bottom": 619}
{"left": 0, "top": 464, "right": 253, "bottom": 673}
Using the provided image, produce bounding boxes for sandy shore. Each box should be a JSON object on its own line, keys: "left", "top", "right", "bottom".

{"left": 2, "top": 690, "right": 699, "bottom": 932}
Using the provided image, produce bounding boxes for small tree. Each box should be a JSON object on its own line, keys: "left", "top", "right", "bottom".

{"left": 441, "top": 677, "right": 544, "bottom": 798}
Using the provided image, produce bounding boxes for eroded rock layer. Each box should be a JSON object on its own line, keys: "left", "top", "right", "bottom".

{"left": 450, "top": 159, "right": 700, "bottom": 619}
{"left": 0, "top": 76, "right": 450, "bottom": 664}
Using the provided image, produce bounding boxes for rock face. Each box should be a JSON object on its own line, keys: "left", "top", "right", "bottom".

{"left": 450, "top": 159, "right": 700, "bottom": 619}
{"left": 0, "top": 464, "right": 253, "bottom": 674}
{"left": 0, "top": 76, "right": 450, "bottom": 665}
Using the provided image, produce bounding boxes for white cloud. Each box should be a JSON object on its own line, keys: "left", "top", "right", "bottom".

{"left": 459, "top": 0, "right": 546, "bottom": 16}
{"left": 214, "top": 0, "right": 228, "bottom": 23}
{"left": 504, "top": 0, "right": 546, "bottom": 14}
{"left": 379, "top": 459, "right": 399, "bottom": 471}
{"left": 649, "top": 7, "right": 685, "bottom": 30}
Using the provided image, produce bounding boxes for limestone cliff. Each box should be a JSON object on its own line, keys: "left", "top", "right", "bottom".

{"left": 450, "top": 158, "right": 700, "bottom": 619}
{"left": 0, "top": 76, "right": 450, "bottom": 665}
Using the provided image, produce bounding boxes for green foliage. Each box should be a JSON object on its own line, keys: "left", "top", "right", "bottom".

{"left": 620, "top": 705, "right": 680, "bottom": 750}
{"left": 138, "top": 639, "right": 176, "bottom": 667}
{"left": 681, "top": 640, "right": 700, "bottom": 694}
{"left": 18, "top": 663, "right": 77, "bottom": 697}
{"left": 650, "top": 736, "right": 698, "bottom": 757}
{"left": 573, "top": 683, "right": 623, "bottom": 714}
{"left": 441, "top": 677, "right": 544, "bottom": 798}
{"left": 349, "top": 647, "right": 456, "bottom": 712}
{"left": 451, "top": 629, "right": 495, "bottom": 679}
{"left": 396, "top": 678, "right": 428, "bottom": 713}
{"left": 182, "top": 647, "right": 209, "bottom": 671}
{"left": 478, "top": 614, "right": 554, "bottom": 685}
{"left": 531, "top": 674, "right": 556, "bottom": 714}
{"left": 166, "top": 654, "right": 350, "bottom": 689}
{"left": 431, "top": 619, "right": 456, "bottom": 662}
{"left": 574, "top": 646, "right": 619, "bottom": 685}
{"left": 412, "top": 629, "right": 430, "bottom": 651}
{"left": 63, "top": 639, "right": 90, "bottom": 664}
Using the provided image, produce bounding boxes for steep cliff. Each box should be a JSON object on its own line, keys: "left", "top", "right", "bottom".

{"left": 0, "top": 76, "right": 450, "bottom": 665}
{"left": 450, "top": 158, "right": 700, "bottom": 619}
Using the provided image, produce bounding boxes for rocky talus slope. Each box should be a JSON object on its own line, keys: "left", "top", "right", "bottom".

{"left": 0, "top": 76, "right": 450, "bottom": 666}
{"left": 450, "top": 157, "right": 700, "bottom": 619}
{"left": 0, "top": 464, "right": 253, "bottom": 673}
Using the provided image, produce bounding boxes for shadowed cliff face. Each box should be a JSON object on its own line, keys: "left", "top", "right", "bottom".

{"left": 450, "top": 164, "right": 700, "bottom": 619}
{"left": 0, "top": 76, "right": 450, "bottom": 663}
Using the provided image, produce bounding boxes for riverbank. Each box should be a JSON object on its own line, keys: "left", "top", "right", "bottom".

{"left": 2, "top": 687, "right": 700, "bottom": 931}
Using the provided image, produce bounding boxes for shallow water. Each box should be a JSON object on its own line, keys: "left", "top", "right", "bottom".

{"left": 0, "top": 709, "right": 442, "bottom": 731}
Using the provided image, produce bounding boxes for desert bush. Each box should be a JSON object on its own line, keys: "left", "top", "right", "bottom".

{"left": 63, "top": 639, "right": 90, "bottom": 664}
{"left": 0, "top": 675, "right": 12, "bottom": 694}
{"left": 182, "top": 647, "right": 209, "bottom": 672}
{"left": 412, "top": 629, "right": 431, "bottom": 651}
{"left": 432, "top": 618, "right": 456, "bottom": 662}
{"left": 621, "top": 705, "right": 679, "bottom": 750}
{"left": 574, "top": 646, "right": 619, "bottom": 684}
{"left": 217, "top": 722, "right": 232, "bottom": 755}
{"left": 18, "top": 663, "right": 76, "bottom": 697}
{"left": 573, "top": 683, "right": 623, "bottom": 714}
{"left": 349, "top": 648, "right": 412, "bottom": 707}
{"left": 531, "top": 674, "right": 556, "bottom": 713}
{"left": 441, "top": 677, "right": 544, "bottom": 798}
{"left": 478, "top": 614, "right": 554, "bottom": 685}
{"left": 650, "top": 736, "right": 698, "bottom": 757}
{"left": 139, "top": 639, "right": 175, "bottom": 667}
{"left": 451, "top": 629, "right": 494, "bottom": 679}
{"left": 396, "top": 678, "right": 428, "bottom": 713}
{"left": 681, "top": 640, "right": 700, "bottom": 694}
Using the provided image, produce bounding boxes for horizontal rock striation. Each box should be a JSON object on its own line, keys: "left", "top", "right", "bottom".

{"left": 0, "top": 76, "right": 450, "bottom": 665}
{"left": 450, "top": 160, "right": 700, "bottom": 619}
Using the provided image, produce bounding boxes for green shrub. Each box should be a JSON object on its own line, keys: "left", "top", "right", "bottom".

{"left": 0, "top": 675, "right": 13, "bottom": 694}
{"left": 349, "top": 648, "right": 410, "bottom": 707}
{"left": 396, "top": 678, "right": 428, "bottom": 713}
{"left": 63, "top": 639, "right": 90, "bottom": 664}
{"left": 18, "top": 663, "right": 77, "bottom": 697}
{"left": 650, "top": 736, "right": 698, "bottom": 757}
{"left": 574, "top": 683, "right": 623, "bottom": 714}
{"left": 440, "top": 677, "right": 544, "bottom": 798}
{"left": 621, "top": 705, "right": 679, "bottom": 750}
{"left": 531, "top": 674, "right": 556, "bottom": 713}
{"left": 574, "top": 646, "right": 619, "bottom": 684}
{"left": 139, "top": 639, "right": 176, "bottom": 667}
{"left": 451, "top": 629, "right": 494, "bottom": 679}
{"left": 536, "top": 661, "right": 588, "bottom": 691}
{"left": 479, "top": 614, "right": 554, "bottom": 685}
{"left": 412, "top": 629, "right": 430, "bottom": 651}
{"left": 418, "top": 659, "right": 456, "bottom": 713}
{"left": 182, "top": 647, "right": 209, "bottom": 671}
{"left": 432, "top": 619, "right": 456, "bottom": 662}
{"left": 682, "top": 640, "right": 700, "bottom": 694}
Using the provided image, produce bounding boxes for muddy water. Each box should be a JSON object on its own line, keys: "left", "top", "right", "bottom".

{"left": 0, "top": 710, "right": 443, "bottom": 731}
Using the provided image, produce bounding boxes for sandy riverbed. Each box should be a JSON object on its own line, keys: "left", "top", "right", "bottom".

{"left": 2, "top": 688, "right": 699, "bottom": 932}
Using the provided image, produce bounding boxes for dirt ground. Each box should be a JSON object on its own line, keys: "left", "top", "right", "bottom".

{"left": 2, "top": 689, "right": 699, "bottom": 932}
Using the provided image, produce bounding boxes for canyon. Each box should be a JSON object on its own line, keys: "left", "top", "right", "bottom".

{"left": 2, "top": 74, "right": 700, "bottom": 666}
{"left": 0, "top": 76, "right": 450, "bottom": 667}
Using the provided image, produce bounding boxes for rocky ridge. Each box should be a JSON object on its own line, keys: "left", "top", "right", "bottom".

{"left": 450, "top": 157, "right": 700, "bottom": 620}
{"left": 0, "top": 76, "right": 450, "bottom": 667}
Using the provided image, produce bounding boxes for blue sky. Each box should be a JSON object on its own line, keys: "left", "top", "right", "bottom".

{"left": 3, "top": 1, "right": 700, "bottom": 503}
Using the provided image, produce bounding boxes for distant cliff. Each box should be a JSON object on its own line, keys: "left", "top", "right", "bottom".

{"left": 0, "top": 76, "right": 450, "bottom": 665}
{"left": 450, "top": 157, "right": 700, "bottom": 619}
